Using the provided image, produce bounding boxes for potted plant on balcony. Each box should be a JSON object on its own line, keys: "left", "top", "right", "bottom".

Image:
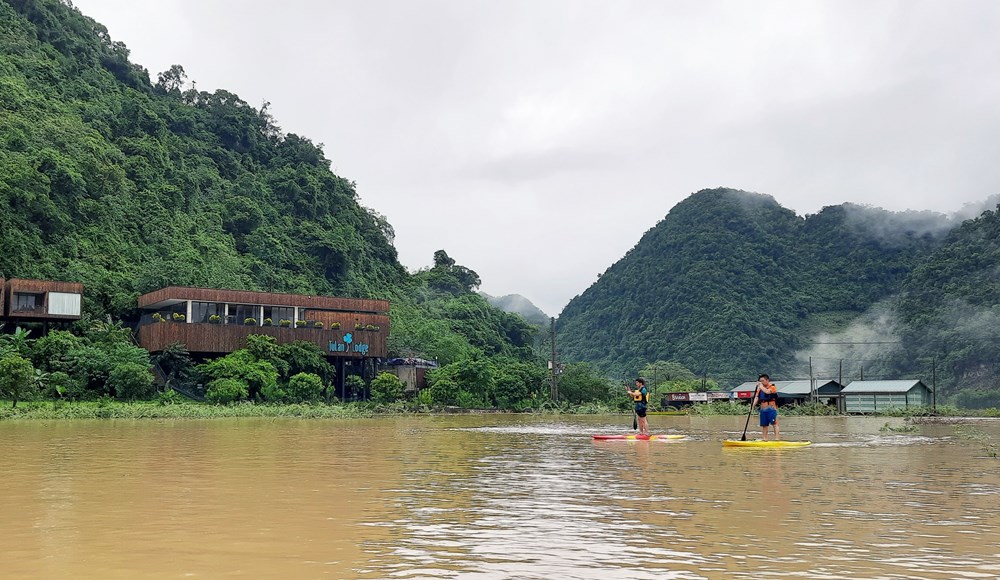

{"left": 313, "top": 321, "right": 324, "bottom": 329}
{"left": 172, "top": 313, "right": 186, "bottom": 322}
{"left": 244, "top": 317, "right": 258, "bottom": 326}
{"left": 295, "top": 320, "right": 308, "bottom": 328}
{"left": 262, "top": 318, "right": 273, "bottom": 326}
{"left": 355, "top": 323, "right": 365, "bottom": 331}
{"left": 329, "top": 322, "right": 341, "bottom": 330}
{"left": 278, "top": 319, "right": 292, "bottom": 327}
{"left": 152, "top": 313, "right": 166, "bottom": 323}
{"left": 365, "top": 324, "right": 379, "bottom": 331}
{"left": 209, "top": 314, "right": 222, "bottom": 324}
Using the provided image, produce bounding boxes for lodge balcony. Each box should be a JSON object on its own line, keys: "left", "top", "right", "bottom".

{"left": 136, "top": 286, "right": 390, "bottom": 359}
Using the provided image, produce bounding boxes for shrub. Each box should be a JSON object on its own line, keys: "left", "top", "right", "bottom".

{"left": 108, "top": 363, "right": 155, "bottom": 400}
{"left": 261, "top": 382, "right": 288, "bottom": 402}
{"left": 370, "top": 372, "right": 404, "bottom": 404}
{"left": 428, "top": 378, "right": 460, "bottom": 406}
{"left": 206, "top": 378, "right": 249, "bottom": 404}
{"left": 287, "top": 372, "right": 324, "bottom": 403}
{"left": 344, "top": 375, "right": 366, "bottom": 398}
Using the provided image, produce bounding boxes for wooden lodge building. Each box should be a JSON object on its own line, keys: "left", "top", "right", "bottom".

{"left": 137, "top": 286, "right": 390, "bottom": 396}
{"left": 0, "top": 277, "right": 84, "bottom": 326}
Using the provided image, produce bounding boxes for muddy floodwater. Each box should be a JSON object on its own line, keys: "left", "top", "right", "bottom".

{"left": 2, "top": 415, "right": 998, "bottom": 579}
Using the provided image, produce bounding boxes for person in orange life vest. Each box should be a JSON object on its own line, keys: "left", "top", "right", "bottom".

{"left": 626, "top": 378, "right": 650, "bottom": 435}
{"left": 752, "top": 373, "right": 780, "bottom": 441}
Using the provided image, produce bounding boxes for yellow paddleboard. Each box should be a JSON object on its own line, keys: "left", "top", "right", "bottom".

{"left": 723, "top": 440, "right": 811, "bottom": 448}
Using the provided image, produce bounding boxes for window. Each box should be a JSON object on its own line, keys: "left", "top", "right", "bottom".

{"left": 264, "top": 306, "right": 294, "bottom": 325}
{"left": 192, "top": 302, "right": 222, "bottom": 323}
{"left": 228, "top": 304, "right": 258, "bottom": 325}
{"left": 13, "top": 293, "right": 42, "bottom": 312}
{"left": 48, "top": 292, "right": 82, "bottom": 316}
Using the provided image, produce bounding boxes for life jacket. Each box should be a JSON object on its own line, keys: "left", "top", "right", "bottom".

{"left": 758, "top": 386, "right": 777, "bottom": 404}
{"left": 632, "top": 387, "right": 648, "bottom": 404}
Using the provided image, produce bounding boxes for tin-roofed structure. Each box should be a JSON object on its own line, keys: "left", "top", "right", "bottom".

{"left": 841, "top": 380, "right": 932, "bottom": 413}
{"left": 730, "top": 380, "right": 844, "bottom": 406}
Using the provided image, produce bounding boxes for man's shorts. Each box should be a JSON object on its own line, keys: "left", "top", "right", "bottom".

{"left": 759, "top": 406, "right": 777, "bottom": 426}
{"left": 635, "top": 406, "right": 647, "bottom": 418}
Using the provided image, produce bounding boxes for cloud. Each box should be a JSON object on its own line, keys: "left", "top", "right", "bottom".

{"left": 70, "top": 0, "right": 1000, "bottom": 316}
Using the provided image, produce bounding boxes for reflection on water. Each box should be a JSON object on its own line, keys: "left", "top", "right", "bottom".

{"left": 1, "top": 416, "right": 998, "bottom": 579}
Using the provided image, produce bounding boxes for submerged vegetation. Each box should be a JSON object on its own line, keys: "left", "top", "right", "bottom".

{"left": 953, "top": 425, "right": 999, "bottom": 458}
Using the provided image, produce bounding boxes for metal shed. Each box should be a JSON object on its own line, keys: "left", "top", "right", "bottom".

{"left": 730, "top": 380, "right": 843, "bottom": 405}
{"left": 841, "top": 380, "right": 933, "bottom": 413}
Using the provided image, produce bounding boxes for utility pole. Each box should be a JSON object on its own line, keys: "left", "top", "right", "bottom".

{"left": 932, "top": 357, "right": 937, "bottom": 413}
{"left": 809, "top": 356, "right": 815, "bottom": 403}
{"left": 549, "top": 317, "right": 558, "bottom": 402}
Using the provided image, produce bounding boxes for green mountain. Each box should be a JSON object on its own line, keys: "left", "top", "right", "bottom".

{"left": 0, "top": 0, "right": 535, "bottom": 366}
{"left": 556, "top": 188, "right": 952, "bottom": 385}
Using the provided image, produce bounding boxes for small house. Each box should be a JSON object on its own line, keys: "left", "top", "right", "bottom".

{"left": 841, "top": 380, "right": 933, "bottom": 413}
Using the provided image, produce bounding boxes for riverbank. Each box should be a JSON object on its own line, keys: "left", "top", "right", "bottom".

{"left": 1, "top": 399, "right": 997, "bottom": 421}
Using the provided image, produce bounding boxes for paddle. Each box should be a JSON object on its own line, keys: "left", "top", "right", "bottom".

{"left": 632, "top": 406, "right": 638, "bottom": 431}
{"left": 739, "top": 384, "right": 759, "bottom": 441}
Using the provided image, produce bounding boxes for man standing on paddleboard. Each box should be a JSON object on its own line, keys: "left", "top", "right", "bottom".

{"left": 752, "top": 373, "right": 780, "bottom": 440}
{"left": 626, "top": 378, "right": 650, "bottom": 436}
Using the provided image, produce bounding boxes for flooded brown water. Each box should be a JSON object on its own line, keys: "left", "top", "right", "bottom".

{"left": 2, "top": 415, "right": 999, "bottom": 579}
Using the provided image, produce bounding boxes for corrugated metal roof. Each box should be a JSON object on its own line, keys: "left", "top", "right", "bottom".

{"left": 842, "top": 380, "right": 927, "bottom": 393}
{"left": 730, "top": 380, "right": 841, "bottom": 395}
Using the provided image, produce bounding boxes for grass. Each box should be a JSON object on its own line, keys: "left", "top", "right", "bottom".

{"left": 953, "top": 424, "right": 999, "bottom": 458}
{"left": 0, "top": 400, "right": 376, "bottom": 420}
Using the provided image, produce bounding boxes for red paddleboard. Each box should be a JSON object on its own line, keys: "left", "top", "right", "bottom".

{"left": 592, "top": 434, "right": 686, "bottom": 441}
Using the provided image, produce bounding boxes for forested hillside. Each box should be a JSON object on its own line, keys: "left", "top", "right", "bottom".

{"left": 0, "top": 0, "right": 537, "bottom": 373}
{"left": 557, "top": 188, "right": 955, "bottom": 386}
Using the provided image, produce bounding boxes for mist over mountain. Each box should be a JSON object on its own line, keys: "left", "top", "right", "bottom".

{"left": 556, "top": 187, "right": 998, "bottom": 405}
{"left": 479, "top": 292, "right": 550, "bottom": 327}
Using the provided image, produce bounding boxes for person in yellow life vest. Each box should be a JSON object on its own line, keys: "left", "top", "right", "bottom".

{"left": 751, "top": 373, "right": 780, "bottom": 441}
{"left": 626, "top": 378, "right": 650, "bottom": 435}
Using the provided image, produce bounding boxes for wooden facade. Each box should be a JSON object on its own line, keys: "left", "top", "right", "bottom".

{"left": 2, "top": 278, "right": 84, "bottom": 321}
{"left": 136, "top": 286, "right": 389, "bottom": 359}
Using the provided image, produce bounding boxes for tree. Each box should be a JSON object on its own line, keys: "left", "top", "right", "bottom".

{"left": 155, "top": 64, "right": 187, "bottom": 94}
{"left": 0, "top": 355, "right": 38, "bottom": 408}
{"left": 433, "top": 250, "right": 455, "bottom": 268}
{"left": 557, "top": 362, "right": 613, "bottom": 404}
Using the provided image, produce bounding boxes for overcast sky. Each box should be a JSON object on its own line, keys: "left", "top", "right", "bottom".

{"left": 70, "top": 0, "right": 1000, "bottom": 316}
